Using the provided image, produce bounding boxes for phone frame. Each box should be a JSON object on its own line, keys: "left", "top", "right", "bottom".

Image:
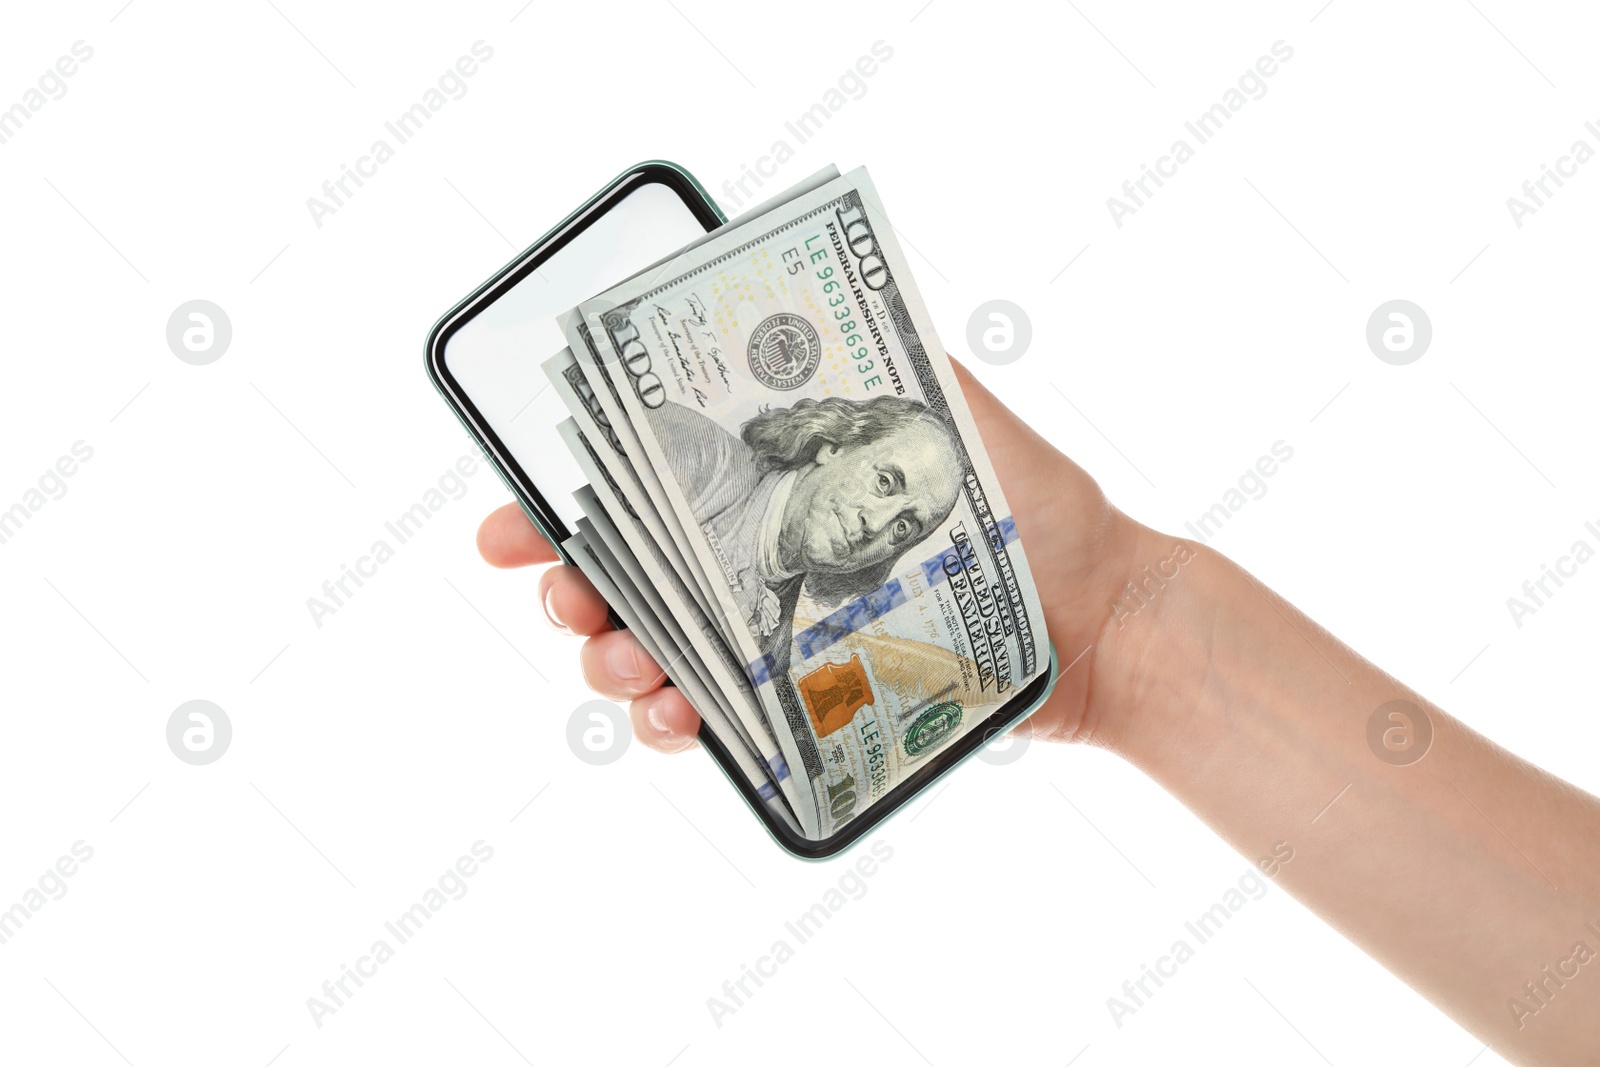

{"left": 426, "top": 161, "right": 723, "bottom": 561}
{"left": 425, "top": 160, "right": 1058, "bottom": 860}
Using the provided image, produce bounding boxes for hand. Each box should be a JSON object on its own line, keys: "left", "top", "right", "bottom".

{"left": 475, "top": 358, "right": 1151, "bottom": 754}
{"left": 475, "top": 504, "right": 702, "bottom": 753}
{"left": 481, "top": 364, "right": 1600, "bottom": 1061}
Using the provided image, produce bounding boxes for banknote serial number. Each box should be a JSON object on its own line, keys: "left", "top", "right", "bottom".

{"left": 782, "top": 217, "right": 900, "bottom": 394}
{"left": 859, "top": 715, "right": 889, "bottom": 797}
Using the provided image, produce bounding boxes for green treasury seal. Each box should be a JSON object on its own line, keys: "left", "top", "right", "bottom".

{"left": 904, "top": 701, "right": 963, "bottom": 758}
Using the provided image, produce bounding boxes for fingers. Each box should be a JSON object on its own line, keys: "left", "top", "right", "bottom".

{"left": 476, "top": 503, "right": 700, "bottom": 753}
{"left": 477, "top": 502, "right": 559, "bottom": 568}
{"left": 480, "top": 503, "right": 609, "bottom": 636}
{"left": 475, "top": 502, "right": 700, "bottom": 754}
{"left": 579, "top": 629, "right": 670, "bottom": 701}
{"left": 576, "top": 621, "right": 701, "bottom": 753}
{"left": 537, "top": 566, "right": 612, "bottom": 637}
{"left": 630, "top": 688, "right": 701, "bottom": 753}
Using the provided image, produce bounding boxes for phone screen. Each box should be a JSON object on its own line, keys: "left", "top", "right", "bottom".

{"left": 438, "top": 178, "right": 712, "bottom": 536}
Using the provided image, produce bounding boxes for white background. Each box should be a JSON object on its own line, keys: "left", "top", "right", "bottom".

{"left": 2, "top": 1, "right": 1596, "bottom": 1064}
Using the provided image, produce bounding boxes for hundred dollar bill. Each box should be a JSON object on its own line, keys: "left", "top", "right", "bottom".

{"left": 553, "top": 168, "right": 844, "bottom": 647}
{"left": 566, "top": 522, "right": 805, "bottom": 838}
{"left": 556, "top": 311, "right": 727, "bottom": 641}
{"left": 545, "top": 346, "right": 718, "bottom": 626}
{"left": 570, "top": 484, "right": 728, "bottom": 739}
{"left": 564, "top": 437, "right": 813, "bottom": 833}
{"left": 575, "top": 167, "right": 1047, "bottom": 837}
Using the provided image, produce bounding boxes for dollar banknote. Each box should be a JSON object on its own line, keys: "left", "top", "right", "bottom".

{"left": 558, "top": 412, "right": 814, "bottom": 832}
{"left": 563, "top": 167, "right": 1048, "bottom": 838}
{"left": 564, "top": 520, "right": 804, "bottom": 838}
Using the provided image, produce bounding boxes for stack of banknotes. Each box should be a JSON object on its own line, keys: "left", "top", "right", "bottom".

{"left": 544, "top": 165, "right": 1048, "bottom": 840}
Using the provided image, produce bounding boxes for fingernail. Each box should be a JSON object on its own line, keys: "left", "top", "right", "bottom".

{"left": 646, "top": 697, "right": 671, "bottom": 737}
{"left": 605, "top": 638, "right": 641, "bottom": 683}
{"left": 542, "top": 584, "right": 572, "bottom": 634}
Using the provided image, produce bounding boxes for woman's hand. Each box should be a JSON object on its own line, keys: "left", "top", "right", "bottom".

{"left": 475, "top": 503, "right": 701, "bottom": 753}
{"left": 475, "top": 357, "right": 1151, "bottom": 754}
{"left": 479, "top": 356, "right": 1600, "bottom": 1060}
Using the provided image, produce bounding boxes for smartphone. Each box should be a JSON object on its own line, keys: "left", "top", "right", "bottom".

{"left": 426, "top": 161, "right": 1059, "bottom": 859}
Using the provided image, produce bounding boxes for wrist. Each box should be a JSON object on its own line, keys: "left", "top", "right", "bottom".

{"left": 1078, "top": 519, "right": 1221, "bottom": 765}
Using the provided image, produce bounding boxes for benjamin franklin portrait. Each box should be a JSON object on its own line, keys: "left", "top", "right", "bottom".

{"left": 643, "top": 395, "right": 963, "bottom": 674}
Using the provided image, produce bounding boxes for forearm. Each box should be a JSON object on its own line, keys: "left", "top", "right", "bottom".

{"left": 1091, "top": 527, "right": 1600, "bottom": 1064}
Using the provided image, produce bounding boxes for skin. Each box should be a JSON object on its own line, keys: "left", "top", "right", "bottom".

{"left": 778, "top": 419, "right": 960, "bottom": 575}
{"left": 479, "top": 359, "right": 1600, "bottom": 1064}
